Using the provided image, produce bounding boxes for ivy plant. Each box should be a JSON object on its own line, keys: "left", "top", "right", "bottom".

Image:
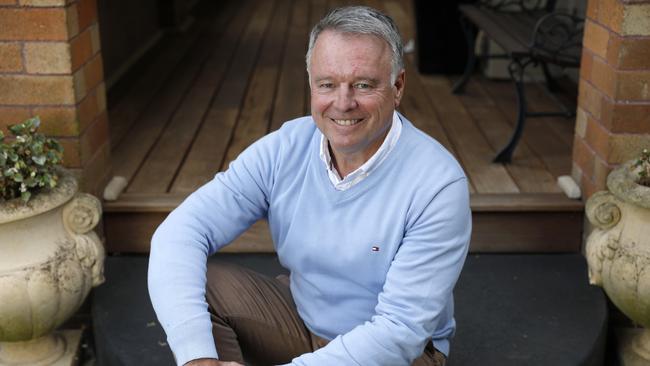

{"left": 0, "top": 117, "right": 64, "bottom": 202}
{"left": 634, "top": 148, "right": 650, "bottom": 187}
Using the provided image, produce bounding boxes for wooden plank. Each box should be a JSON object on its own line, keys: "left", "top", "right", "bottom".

{"left": 397, "top": 58, "right": 472, "bottom": 191}
{"left": 126, "top": 2, "right": 249, "bottom": 193}
{"left": 104, "top": 193, "right": 188, "bottom": 212}
{"left": 221, "top": 0, "right": 292, "bottom": 168}
{"left": 111, "top": 36, "right": 214, "bottom": 184}
{"left": 470, "top": 210, "right": 583, "bottom": 252}
{"left": 270, "top": 0, "right": 309, "bottom": 132}
{"left": 126, "top": 85, "right": 215, "bottom": 193}
{"left": 170, "top": 0, "right": 277, "bottom": 193}
{"left": 105, "top": 212, "right": 170, "bottom": 253}
{"left": 106, "top": 191, "right": 582, "bottom": 214}
{"left": 303, "top": 0, "right": 329, "bottom": 116}
{"left": 526, "top": 81, "right": 577, "bottom": 147}
{"left": 399, "top": 59, "right": 457, "bottom": 155}
{"left": 477, "top": 78, "right": 573, "bottom": 178}
{"left": 105, "top": 211, "right": 273, "bottom": 254}
{"left": 470, "top": 193, "right": 582, "bottom": 212}
{"left": 104, "top": 193, "right": 582, "bottom": 254}
{"left": 459, "top": 5, "right": 529, "bottom": 56}
{"left": 108, "top": 28, "right": 201, "bottom": 150}
{"left": 418, "top": 75, "right": 519, "bottom": 193}
{"left": 457, "top": 78, "right": 561, "bottom": 193}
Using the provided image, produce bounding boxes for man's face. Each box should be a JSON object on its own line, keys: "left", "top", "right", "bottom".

{"left": 309, "top": 30, "right": 405, "bottom": 161}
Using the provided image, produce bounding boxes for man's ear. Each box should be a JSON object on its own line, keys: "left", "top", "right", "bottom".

{"left": 393, "top": 70, "right": 406, "bottom": 107}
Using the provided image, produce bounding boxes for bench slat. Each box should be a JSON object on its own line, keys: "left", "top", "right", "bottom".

{"left": 459, "top": 5, "right": 529, "bottom": 57}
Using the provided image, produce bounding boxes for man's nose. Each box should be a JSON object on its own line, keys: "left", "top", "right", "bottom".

{"left": 333, "top": 86, "right": 357, "bottom": 111}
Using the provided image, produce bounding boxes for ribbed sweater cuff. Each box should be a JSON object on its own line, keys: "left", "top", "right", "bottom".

{"left": 166, "top": 317, "right": 218, "bottom": 365}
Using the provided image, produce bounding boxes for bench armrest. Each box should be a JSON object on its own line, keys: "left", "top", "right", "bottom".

{"left": 478, "top": 0, "right": 549, "bottom": 12}
{"left": 529, "top": 12, "right": 584, "bottom": 66}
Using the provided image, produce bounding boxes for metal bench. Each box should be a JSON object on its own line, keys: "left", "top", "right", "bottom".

{"left": 451, "top": 0, "right": 584, "bottom": 163}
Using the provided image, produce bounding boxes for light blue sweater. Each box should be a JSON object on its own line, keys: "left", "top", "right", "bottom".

{"left": 148, "top": 115, "right": 472, "bottom": 366}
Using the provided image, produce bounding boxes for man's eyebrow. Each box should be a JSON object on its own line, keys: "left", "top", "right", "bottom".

{"left": 312, "top": 77, "right": 332, "bottom": 83}
{"left": 354, "top": 78, "right": 380, "bottom": 84}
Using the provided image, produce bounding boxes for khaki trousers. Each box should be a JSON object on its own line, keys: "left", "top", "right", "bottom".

{"left": 205, "top": 261, "right": 446, "bottom": 366}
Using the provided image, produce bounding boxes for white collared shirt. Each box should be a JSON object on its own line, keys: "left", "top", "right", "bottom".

{"left": 319, "top": 111, "right": 402, "bottom": 191}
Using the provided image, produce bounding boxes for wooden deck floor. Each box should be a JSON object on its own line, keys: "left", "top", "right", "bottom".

{"left": 104, "top": 0, "right": 583, "bottom": 253}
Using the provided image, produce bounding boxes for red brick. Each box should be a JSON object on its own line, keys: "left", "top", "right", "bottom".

{"left": 79, "top": 140, "right": 111, "bottom": 196}
{"left": 96, "top": 81, "right": 106, "bottom": 112}
{"left": 0, "top": 75, "right": 75, "bottom": 105}
{"left": 65, "top": 3, "right": 79, "bottom": 38}
{"left": 70, "top": 27, "right": 92, "bottom": 71}
{"left": 581, "top": 173, "right": 603, "bottom": 200}
{"left": 89, "top": 22, "right": 100, "bottom": 53}
{"left": 24, "top": 42, "right": 71, "bottom": 74}
{"left": 76, "top": 0, "right": 96, "bottom": 31}
{"left": 575, "top": 107, "right": 588, "bottom": 138}
{"left": 79, "top": 110, "right": 108, "bottom": 164}
{"left": 621, "top": 3, "right": 650, "bottom": 36}
{"left": 33, "top": 106, "right": 79, "bottom": 136}
{"left": 0, "top": 8, "right": 68, "bottom": 41}
{"left": 616, "top": 70, "right": 650, "bottom": 100}
{"left": 607, "top": 35, "right": 650, "bottom": 69}
{"left": 587, "top": 0, "right": 599, "bottom": 20}
{"left": 0, "top": 107, "right": 31, "bottom": 133}
{"left": 601, "top": 99, "right": 650, "bottom": 133}
{"left": 573, "top": 135, "right": 595, "bottom": 180}
{"left": 59, "top": 137, "right": 81, "bottom": 167}
{"left": 19, "top": 0, "right": 66, "bottom": 6}
{"left": 590, "top": 56, "right": 618, "bottom": 98}
{"left": 608, "top": 133, "right": 650, "bottom": 163}
{"left": 73, "top": 66, "right": 86, "bottom": 102}
{"left": 586, "top": 117, "right": 612, "bottom": 160}
{"left": 583, "top": 20, "right": 611, "bottom": 58}
{"left": 571, "top": 162, "right": 583, "bottom": 186}
{"left": 593, "top": 154, "right": 615, "bottom": 187}
{"left": 77, "top": 88, "right": 98, "bottom": 131}
{"left": 578, "top": 80, "right": 604, "bottom": 119}
{"left": 598, "top": 0, "right": 625, "bottom": 33}
{"left": 579, "top": 49, "right": 593, "bottom": 82}
{"left": 0, "top": 42, "right": 21, "bottom": 72}
{"left": 83, "top": 53, "right": 103, "bottom": 90}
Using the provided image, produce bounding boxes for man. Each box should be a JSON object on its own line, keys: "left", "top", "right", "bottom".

{"left": 149, "top": 6, "right": 471, "bottom": 366}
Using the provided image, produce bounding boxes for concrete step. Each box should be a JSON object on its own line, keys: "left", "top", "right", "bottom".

{"left": 92, "top": 254, "right": 607, "bottom": 365}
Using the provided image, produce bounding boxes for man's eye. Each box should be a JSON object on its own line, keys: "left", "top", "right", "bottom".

{"left": 319, "top": 83, "right": 334, "bottom": 89}
{"left": 354, "top": 83, "right": 371, "bottom": 89}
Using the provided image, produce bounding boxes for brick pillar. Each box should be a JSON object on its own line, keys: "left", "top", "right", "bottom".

{"left": 0, "top": 0, "right": 111, "bottom": 197}
{"left": 573, "top": 0, "right": 650, "bottom": 199}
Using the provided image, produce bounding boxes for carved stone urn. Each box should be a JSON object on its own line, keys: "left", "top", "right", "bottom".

{"left": 585, "top": 159, "right": 650, "bottom": 360}
{"left": 0, "top": 170, "right": 104, "bottom": 365}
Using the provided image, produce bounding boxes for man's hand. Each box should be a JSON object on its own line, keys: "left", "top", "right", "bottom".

{"left": 184, "top": 358, "right": 243, "bottom": 366}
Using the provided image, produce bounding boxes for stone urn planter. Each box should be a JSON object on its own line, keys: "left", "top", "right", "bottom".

{"left": 585, "top": 158, "right": 650, "bottom": 361}
{"left": 0, "top": 170, "right": 104, "bottom": 365}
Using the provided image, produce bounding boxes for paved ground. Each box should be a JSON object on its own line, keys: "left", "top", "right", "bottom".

{"left": 93, "top": 254, "right": 607, "bottom": 366}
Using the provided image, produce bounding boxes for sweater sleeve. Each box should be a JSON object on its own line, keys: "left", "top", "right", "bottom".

{"left": 285, "top": 177, "right": 472, "bottom": 366}
{"left": 147, "top": 133, "right": 278, "bottom": 365}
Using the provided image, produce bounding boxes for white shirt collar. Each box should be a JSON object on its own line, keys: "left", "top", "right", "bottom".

{"left": 319, "top": 111, "right": 402, "bottom": 191}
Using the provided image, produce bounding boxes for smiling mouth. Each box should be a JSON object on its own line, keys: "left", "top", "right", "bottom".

{"left": 331, "top": 118, "right": 363, "bottom": 126}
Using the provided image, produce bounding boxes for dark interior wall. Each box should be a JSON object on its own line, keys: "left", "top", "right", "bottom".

{"left": 97, "top": 0, "right": 162, "bottom": 85}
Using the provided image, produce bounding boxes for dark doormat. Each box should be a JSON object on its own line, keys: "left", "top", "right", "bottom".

{"left": 93, "top": 253, "right": 606, "bottom": 365}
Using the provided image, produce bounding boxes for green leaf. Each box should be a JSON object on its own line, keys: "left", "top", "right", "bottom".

{"left": 20, "top": 191, "right": 31, "bottom": 202}
{"left": 32, "top": 155, "right": 46, "bottom": 165}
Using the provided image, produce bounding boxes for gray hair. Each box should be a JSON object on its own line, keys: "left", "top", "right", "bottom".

{"left": 305, "top": 6, "right": 404, "bottom": 83}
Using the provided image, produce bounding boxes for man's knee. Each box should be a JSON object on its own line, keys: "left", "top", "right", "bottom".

{"left": 205, "top": 261, "right": 253, "bottom": 315}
